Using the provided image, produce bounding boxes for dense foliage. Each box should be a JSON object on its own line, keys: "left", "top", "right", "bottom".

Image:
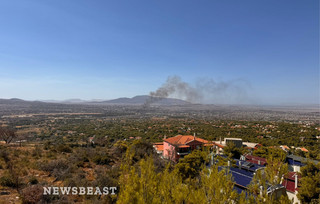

{"left": 0, "top": 116, "right": 319, "bottom": 203}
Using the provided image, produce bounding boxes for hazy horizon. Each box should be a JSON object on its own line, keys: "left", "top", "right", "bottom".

{"left": 1, "top": 95, "right": 320, "bottom": 107}
{"left": 0, "top": 1, "right": 319, "bottom": 105}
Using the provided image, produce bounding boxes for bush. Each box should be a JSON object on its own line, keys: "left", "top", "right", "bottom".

{"left": 20, "top": 185, "right": 44, "bottom": 204}
{"left": 43, "top": 141, "right": 51, "bottom": 150}
{"left": 39, "top": 159, "right": 75, "bottom": 180}
{"left": 31, "top": 146, "right": 43, "bottom": 158}
{"left": 94, "top": 167, "right": 119, "bottom": 187}
{"left": 0, "top": 148, "right": 10, "bottom": 164}
{"left": 92, "top": 154, "right": 111, "bottom": 165}
{"left": 175, "top": 150, "right": 209, "bottom": 179}
{"left": 111, "top": 141, "right": 128, "bottom": 158}
{"left": 0, "top": 175, "right": 16, "bottom": 188}
{"left": 56, "top": 144, "right": 72, "bottom": 153}
{"left": 28, "top": 177, "right": 39, "bottom": 185}
{"left": 64, "top": 169, "right": 89, "bottom": 187}
{"left": 128, "top": 140, "right": 155, "bottom": 162}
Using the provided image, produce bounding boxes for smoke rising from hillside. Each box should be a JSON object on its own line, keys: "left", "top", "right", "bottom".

{"left": 145, "top": 76, "right": 252, "bottom": 106}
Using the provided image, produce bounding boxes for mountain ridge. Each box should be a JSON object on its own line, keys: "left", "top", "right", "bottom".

{"left": 97, "top": 95, "right": 191, "bottom": 105}
{"left": 0, "top": 95, "right": 191, "bottom": 106}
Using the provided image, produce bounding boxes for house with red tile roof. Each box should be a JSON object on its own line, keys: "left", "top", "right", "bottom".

{"left": 296, "top": 147, "right": 308, "bottom": 152}
{"left": 244, "top": 154, "right": 267, "bottom": 166}
{"left": 153, "top": 142, "right": 164, "bottom": 155}
{"left": 280, "top": 145, "right": 290, "bottom": 152}
{"left": 213, "top": 138, "right": 261, "bottom": 154}
{"left": 282, "top": 172, "right": 301, "bottom": 204}
{"left": 162, "top": 134, "right": 212, "bottom": 162}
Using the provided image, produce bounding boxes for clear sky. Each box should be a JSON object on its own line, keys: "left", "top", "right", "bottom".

{"left": 0, "top": 0, "right": 319, "bottom": 104}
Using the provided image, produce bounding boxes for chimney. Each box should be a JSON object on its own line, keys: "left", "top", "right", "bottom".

{"left": 220, "top": 137, "right": 222, "bottom": 144}
{"left": 239, "top": 161, "right": 242, "bottom": 169}
{"left": 227, "top": 160, "right": 231, "bottom": 167}
{"left": 164, "top": 135, "right": 166, "bottom": 140}
{"left": 258, "top": 160, "right": 261, "bottom": 165}
{"left": 193, "top": 133, "right": 196, "bottom": 140}
{"left": 294, "top": 174, "right": 298, "bottom": 190}
{"left": 260, "top": 186, "right": 263, "bottom": 197}
{"left": 211, "top": 153, "right": 214, "bottom": 166}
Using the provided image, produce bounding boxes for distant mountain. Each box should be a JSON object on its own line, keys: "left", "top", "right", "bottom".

{"left": 60, "top": 99, "right": 87, "bottom": 103}
{"left": 41, "top": 99, "right": 105, "bottom": 104}
{"left": 100, "top": 95, "right": 191, "bottom": 105}
{"left": 0, "top": 98, "right": 40, "bottom": 105}
{"left": 0, "top": 96, "right": 190, "bottom": 106}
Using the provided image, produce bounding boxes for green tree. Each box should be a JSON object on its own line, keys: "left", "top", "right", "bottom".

{"left": 223, "top": 142, "right": 242, "bottom": 159}
{"left": 0, "top": 127, "right": 16, "bottom": 144}
{"left": 175, "top": 149, "right": 209, "bottom": 179}
{"left": 297, "top": 162, "right": 320, "bottom": 204}
{"left": 248, "top": 156, "right": 290, "bottom": 204}
{"left": 118, "top": 157, "right": 160, "bottom": 204}
{"left": 190, "top": 165, "right": 238, "bottom": 204}
{"left": 265, "top": 156, "right": 288, "bottom": 185}
{"left": 158, "top": 166, "right": 191, "bottom": 203}
{"left": 253, "top": 147, "right": 286, "bottom": 161}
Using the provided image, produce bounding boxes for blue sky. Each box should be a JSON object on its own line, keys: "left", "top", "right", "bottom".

{"left": 0, "top": 0, "right": 318, "bottom": 104}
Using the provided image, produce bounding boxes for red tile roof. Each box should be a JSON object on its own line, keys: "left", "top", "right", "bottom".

{"left": 282, "top": 179, "right": 297, "bottom": 193}
{"left": 154, "top": 144, "right": 164, "bottom": 151}
{"left": 285, "top": 172, "right": 301, "bottom": 181}
{"left": 281, "top": 145, "right": 290, "bottom": 150}
{"left": 204, "top": 143, "right": 214, "bottom": 147}
{"left": 282, "top": 172, "right": 300, "bottom": 192}
{"left": 164, "top": 135, "right": 209, "bottom": 146}
{"left": 213, "top": 142, "right": 225, "bottom": 148}
{"left": 245, "top": 154, "right": 267, "bottom": 165}
{"left": 282, "top": 172, "right": 300, "bottom": 193}
{"left": 247, "top": 159, "right": 267, "bottom": 166}
{"left": 179, "top": 145, "right": 190, "bottom": 148}
{"left": 300, "top": 147, "right": 309, "bottom": 152}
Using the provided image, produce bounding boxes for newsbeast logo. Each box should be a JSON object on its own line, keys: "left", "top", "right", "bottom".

{"left": 43, "top": 186, "right": 117, "bottom": 195}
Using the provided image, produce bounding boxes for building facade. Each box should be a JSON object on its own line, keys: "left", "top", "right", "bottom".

{"left": 162, "top": 135, "right": 212, "bottom": 162}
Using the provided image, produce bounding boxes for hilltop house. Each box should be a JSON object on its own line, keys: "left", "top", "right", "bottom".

{"left": 213, "top": 137, "right": 261, "bottom": 154}
{"left": 286, "top": 154, "right": 319, "bottom": 172}
{"left": 153, "top": 142, "right": 164, "bottom": 155}
{"left": 243, "top": 154, "right": 267, "bottom": 166}
{"left": 280, "top": 145, "right": 290, "bottom": 152}
{"left": 160, "top": 134, "right": 213, "bottom": 162}
{"left": 218, "top": 163, "right": 286, "bottom": 199}
{"left": 282, "top": 172, "right": 301, "bottom": 204}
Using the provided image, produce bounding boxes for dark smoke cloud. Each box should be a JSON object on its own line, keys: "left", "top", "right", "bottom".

{"left": 144, "top": 75, "right": 253, "bottom": 106}
{"left": 150, "top": 76, "right": 200, "bottom": 101}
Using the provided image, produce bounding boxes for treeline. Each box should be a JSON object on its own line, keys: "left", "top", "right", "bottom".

{"left": 40, "top": 119, "right": 319, "bottom": 160}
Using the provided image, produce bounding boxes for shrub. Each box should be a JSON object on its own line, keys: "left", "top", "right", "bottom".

{"left": 0, "top": 175, "right": 16, "bottom": 188}
{"left": 0, "top": 148, "right": 10, "bottom": 164}
{"left": 110, "top": 141, "right": 128, "bottom": 158}
{"left": 64, "top": 169, "right": 89, "bottom": 187}
{"left": 28, "top": 177, "right": 39, "bottom": 185}
{"left": 94, "top": 167, "right": 119, "bottom": 187}
{"left": 39, "top": 159, "right": 75, "bottom": 180}
{"left": 56, "top": 144, "right": 72, "bottom": 153}
{"left": 92, "top": 154, "right": 111, "bottom": 165}
{"left": 31, "top": 146, "right": 43, "bottom": 158}
{"left": 20, "top": 185, "right": 44, "bottom": 204}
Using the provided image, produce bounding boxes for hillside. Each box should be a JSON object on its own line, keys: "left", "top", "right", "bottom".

{"left": 100, "top": 95, "right": 191, "bottom": 105}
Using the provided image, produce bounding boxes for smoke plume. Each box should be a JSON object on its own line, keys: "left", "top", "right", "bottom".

{"left": 144, "top": 75, "right": 252, "bottom": 106}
